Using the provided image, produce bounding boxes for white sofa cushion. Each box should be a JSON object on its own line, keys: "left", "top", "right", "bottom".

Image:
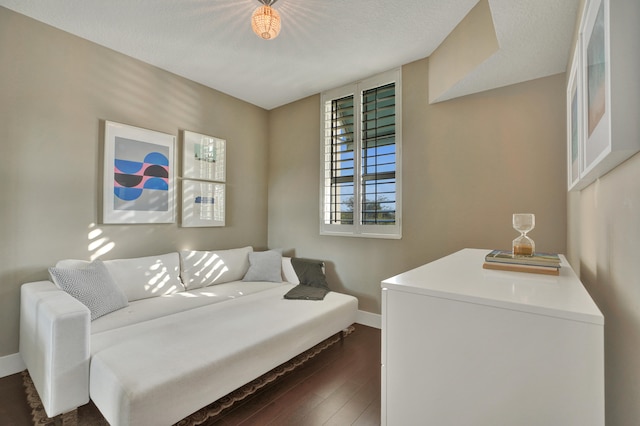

{"left": 281, "top": 257, "right": 300, "bottom": 284}
{"left": 89, "top": 284, "right": 358, "bottom": 426}
{"left": 91, "top": 281, "right": 284, "bottom": 334}
{"left": 243, "top": 250, "right": 283, "bottom": 283}
{"left": 48, "top": 260, "right": 128, "bottom": 321}
{"left": 103, "top": 253, "right": 185, "bottom": 302}
{"left": 179, "top": 246, "right": 252, "bottom": 290}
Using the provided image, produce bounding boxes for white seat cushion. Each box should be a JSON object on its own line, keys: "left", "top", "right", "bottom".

{"left": 91, "top": 281, "right": 284, "bottom": 334}
{"left": 89, "top": 285, "right": 358, "bottom": 426}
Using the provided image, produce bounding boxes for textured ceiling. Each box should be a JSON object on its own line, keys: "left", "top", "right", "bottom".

{"left": 0, "top": 0, "right": 579, "bottom": 110}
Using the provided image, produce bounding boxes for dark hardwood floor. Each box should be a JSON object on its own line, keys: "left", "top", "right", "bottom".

{"left": 0, "top": 369, "right": 31, "bottom": 425}
{"left": 0, "top": 324, "right": 381, "bottom": 426}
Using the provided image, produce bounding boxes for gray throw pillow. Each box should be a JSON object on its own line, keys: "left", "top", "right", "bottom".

{"left": 242, "top": 250, "right": 283, "bottom": 283}
{"left": 49, "top": 260, "right": 128, "bottom": 320}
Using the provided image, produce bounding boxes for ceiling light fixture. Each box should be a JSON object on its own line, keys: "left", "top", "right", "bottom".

{"left": 251, "top": 0, "right": 281, "bottom": 40}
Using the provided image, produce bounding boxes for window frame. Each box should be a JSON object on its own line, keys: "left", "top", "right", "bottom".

{"left": 319, "top": 68, "right": 402, "bottom": 239}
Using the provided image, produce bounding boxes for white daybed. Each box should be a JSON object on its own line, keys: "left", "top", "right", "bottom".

{"left": 20, "top": 247, "right": 358, "bottom": 425}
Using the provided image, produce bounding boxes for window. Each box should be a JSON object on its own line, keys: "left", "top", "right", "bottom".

{"left": 320, "top": 69, "right": 402, "bottom": 239}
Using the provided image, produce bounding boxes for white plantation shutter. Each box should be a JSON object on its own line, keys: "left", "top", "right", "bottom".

{"left": 320, "top": 69, "right": 402, "bottom": 239}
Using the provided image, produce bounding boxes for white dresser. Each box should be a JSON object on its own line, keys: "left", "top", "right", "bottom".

{"left": 381, "top": 248, "right": 604, "bottom": 426}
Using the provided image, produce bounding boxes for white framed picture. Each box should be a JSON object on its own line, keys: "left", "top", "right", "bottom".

{"left": 181, "top": 180, "right": 225, "bottom": 227}
{"left": 103, "top": 121, "right": 176, "bottom": 224}
{"left": 569, "top": 0, "right": 640, "bottom": 189}
{"left": 567, "top": 40, "right": 582, "bottom": 191}
{"left": 182, "top": 130, "right": 226, "bottom": 182}
{"left": 580, "top": 0, "right": 610, "bottom": 177}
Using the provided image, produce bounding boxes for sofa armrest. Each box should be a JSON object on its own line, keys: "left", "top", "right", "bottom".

{"left": 20, "top": 281, "right": 91, "bottom": 417}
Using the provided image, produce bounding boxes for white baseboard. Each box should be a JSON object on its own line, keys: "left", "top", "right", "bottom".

{"left": 0, "top": 352, "right": 25, "bottom": 378}
{"left": 356, "top": 310, "right": 381, "bottom": 329}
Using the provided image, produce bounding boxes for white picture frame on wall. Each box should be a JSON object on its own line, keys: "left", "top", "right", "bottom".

{"left": 182, "top": 130, "right": 226, "bottom": 182}
{"left": 181, "top": 180, "right": 225, "bottom": 227}
{"left": 572, "top": 0, "right": 640, "bottom": 190}
{"left": 103, "top": 121, "right": 176, "bottom": 224}
{"left": 567, "top": 40, "right": 582, "bottom": 191}
{"left": 580, "top": 0, "right": 610, "bottom": 177}
{"left": 567, "top": 0, "right": 640, "bottom": 190}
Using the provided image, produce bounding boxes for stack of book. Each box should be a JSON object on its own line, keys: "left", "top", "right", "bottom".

{"left": 483, "top": 249, "right": 561, "bottom": 276}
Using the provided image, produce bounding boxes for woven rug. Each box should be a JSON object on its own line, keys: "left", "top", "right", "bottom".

{"left": 23, "top": 326, "right": 354, "bottom": 426}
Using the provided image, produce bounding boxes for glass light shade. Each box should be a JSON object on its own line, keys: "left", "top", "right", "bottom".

{"left": 251, "top": 5, "right": 281, "bottom": 40}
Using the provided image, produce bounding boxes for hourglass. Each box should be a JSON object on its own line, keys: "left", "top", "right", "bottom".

{"left": 512, "top": 213, "right": 535, "bottom": 256}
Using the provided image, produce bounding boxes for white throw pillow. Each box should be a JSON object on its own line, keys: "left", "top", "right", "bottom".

{"left": 281, "top": 257, "right": 300, "bottom": 284}
{"left": 180, "top": 246, "right": 253, "bottom": 290}
{"left": 243, "top": 250, "right": 283, "bottom": 283}
{"left": 103, "top": 253, "right": 185, "bottom": 302}
{"left": 49, "top": 260, "right": 128, "bottom": 321}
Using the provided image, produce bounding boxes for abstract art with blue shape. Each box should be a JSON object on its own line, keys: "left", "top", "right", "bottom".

{"left": 113, "top": 137, "right": 170, "bottom": 211}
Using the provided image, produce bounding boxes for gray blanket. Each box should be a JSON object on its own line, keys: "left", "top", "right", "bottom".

{"left": 284, "top": 284, "right": 329, "bottom": 300}
{"left": 284, "top": 257, "right": 331, "bottom": 300}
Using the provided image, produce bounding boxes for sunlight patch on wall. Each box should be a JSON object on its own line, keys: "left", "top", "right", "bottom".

{"left": 88, "top": 223, "right": 115, "bottom": 261}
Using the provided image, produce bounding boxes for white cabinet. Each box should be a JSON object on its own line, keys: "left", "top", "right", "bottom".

{"left": 381, "top": 248, "right": 604, "bottom": 426}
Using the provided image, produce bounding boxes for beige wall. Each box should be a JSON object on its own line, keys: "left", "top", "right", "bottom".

{"left": 0, "top": 8, "right": 269, "bottom": 356}
{"left": 0, "top": 3, "right": 569, "bottom": 380}
{"left": 428, "top": 0, "right": 499, "bottom": 103}
{"left": 3, "top": 3, "right": 638, "bottom": 424}
{"left": 569, "top": 156, "right": 640, "bottom": 425}
{"left": 566, "top": 0, "right": 640, "bottom": 424}
{"left": 268, "top": 58, "right": 567, "bottom": 314}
